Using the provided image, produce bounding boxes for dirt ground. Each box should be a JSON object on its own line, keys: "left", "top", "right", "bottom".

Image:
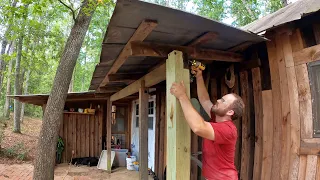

{"left": 0, "top": 115, "right": 42, "bottom": 164}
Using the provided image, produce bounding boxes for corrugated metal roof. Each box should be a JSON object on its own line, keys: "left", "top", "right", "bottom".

{"left": 242, "top": 0, "right": 320, "bottom": 34}
{"left": 89, "top": 0, "right": 266, "bottom": 90}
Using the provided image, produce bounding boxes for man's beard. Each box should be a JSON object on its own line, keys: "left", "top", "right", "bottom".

{"left": 212, "top": 105, "right": 229, "bottom": 117}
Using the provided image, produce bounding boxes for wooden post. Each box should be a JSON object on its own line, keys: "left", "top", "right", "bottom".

{"left": 106, "top": 99, "right": 112, "bottom": 173}
{"left": 139, "top": 80, "right": 149, "bottom": 180}
{"left": 166, "top": 50, "right": 191, "bottom": 180}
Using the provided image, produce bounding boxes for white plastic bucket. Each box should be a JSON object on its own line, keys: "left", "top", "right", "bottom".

{"left": 126, "top": 156, "right": 136, "bottom": 171}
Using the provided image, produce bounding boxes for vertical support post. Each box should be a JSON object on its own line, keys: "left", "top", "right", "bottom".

{"left": 166, "top": 50, "right": 191, "bottom": 180}
{"left": 42, "top": 103, "right": 46, "bottom": 116}
{"left": 139, "top": 80, "right": 149, "bottom": 180}
{"left": 107, "top": 99, "right": 112, "bottom": 173}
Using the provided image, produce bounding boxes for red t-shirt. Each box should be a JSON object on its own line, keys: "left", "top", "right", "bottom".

{"left": 202, "top": 112, "right": 238, "bottom": 180}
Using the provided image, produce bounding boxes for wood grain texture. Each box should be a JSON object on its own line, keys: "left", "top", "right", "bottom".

{"left": 139, "top": 80, "right": 149, "bottom": 180}
{"left": 293, "top": 44, "right": 320, "bottom": 65}
{"left": 266, "top": 40, "right": 282, "bottom": 180}
{"left": 261, "top": 90, "right": 273, "bottom": 180}
{"left": 166, "top": 50, "right": 191, "bottom": 180}
{"left": 305, "top": 155, "right": 318, "bottom": 180}
{"left": 107, "top": 99, "right": 112, "bottom": 173}
{"left": 295, "top": 64, "right": 313, "bottom": 139}
{"left": 252, "top": 67, "right": 263, "bottom": 180}
{"left": 240, "top": 71, "right": 250, "bottom": 180}
{"left": 316, "top": 156, "right": 320, "bottom": 180}
{"left": 298, "top": 155, "right": 307, "bottom": 180}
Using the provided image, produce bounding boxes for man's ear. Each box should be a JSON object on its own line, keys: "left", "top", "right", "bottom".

{"left": 226, "top": 110, "right": 234, "bottom": 117}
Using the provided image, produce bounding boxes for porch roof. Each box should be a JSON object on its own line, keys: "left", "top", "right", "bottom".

{"left": 89, "top": 0, "right": 266, "bottom": 91}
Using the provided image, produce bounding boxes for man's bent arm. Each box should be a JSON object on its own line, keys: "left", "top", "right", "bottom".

{"left": 196, "top": 74, "right": 213, "bottom": 118}
{"left": 178, "top": 94, "right": 215, "bottom": 140}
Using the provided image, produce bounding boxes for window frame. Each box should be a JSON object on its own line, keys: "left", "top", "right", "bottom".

{"left": 308, "top": 60, "right": 320, "bottom": 138}
{"left": 134, "top": 96, "right": 156, "bottom": 130}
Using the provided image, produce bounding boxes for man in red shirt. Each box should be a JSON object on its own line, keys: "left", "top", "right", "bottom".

{"left": 170, "top": 67, "right": 244, "bottom": 180}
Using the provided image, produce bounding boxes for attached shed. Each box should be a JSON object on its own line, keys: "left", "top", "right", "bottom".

{"left": 242, "top": 0, "right": 320, "bottom": 179}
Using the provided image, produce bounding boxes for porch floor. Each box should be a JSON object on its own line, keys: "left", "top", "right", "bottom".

{"left": 0, "top": 163, "right": 154, "bottom": 180}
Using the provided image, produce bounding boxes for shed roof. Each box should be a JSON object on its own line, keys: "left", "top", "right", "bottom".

{"left": 242, "top": 0, "right": 320, "bottom": 34}
{"left": 89, "top": 0, "right": 266, "bottom": 91}
{"left": 8, "top": 92, "right": 111, "bottom": 106}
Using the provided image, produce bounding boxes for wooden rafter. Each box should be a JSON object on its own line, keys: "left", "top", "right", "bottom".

{"left": 187, "top": 32, "right": 218, "bottom": 47}
{"left": 110, "top": 63, "right": 166, "bottom": 102}
{"left": 108, "top": 73, "right": 144, "bottom": 82}
{"left": 99, "top": 19, "right": 158, "bottom": 87}
{"left": 130, "top": 41, "right": 244, "bottom": 62}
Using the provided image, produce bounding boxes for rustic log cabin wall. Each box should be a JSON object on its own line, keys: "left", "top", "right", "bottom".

{"left": 262, "top": 15, "right": 320, "bottom": 180}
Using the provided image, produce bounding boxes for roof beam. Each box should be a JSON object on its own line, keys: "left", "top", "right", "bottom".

{"left": 110, "top": 63, "right": 166, "bottom": 102}
{"left": 188, "top": 32, "right": 218, "bottom": 47}
{"left": 99, "top": 20, "right": 158, "bottom": 87}
{"left": 130, "top": 41, "right": 244, "bottom": 62}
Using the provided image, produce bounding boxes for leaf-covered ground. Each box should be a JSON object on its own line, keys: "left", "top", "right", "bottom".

{"left": 0, "top": 115, "right": 42, "bottom": 164}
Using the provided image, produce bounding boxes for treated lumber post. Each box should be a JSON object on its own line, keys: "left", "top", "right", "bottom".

{"left": 166, "top": 50, "right": 191, "bottom": 180}
{"left": 106, "top": 99, "right": 112, "bottom": 173}
{"left": 139, "top": 80, "right": 149, "bottom": 180}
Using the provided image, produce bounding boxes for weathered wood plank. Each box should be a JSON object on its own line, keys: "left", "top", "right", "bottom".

{"left": 76, "top": 115, "right": 81, "bottom": 158}
{"left": 99, "top": 107, "right": 103, "bottom": 155}
{"left": 282, "top": 32, "right": 301, "bottom": 179}
{"left": 221, "top": 76, "right": 228, "bottom": 96}
{"left": 139, "top": 80, "right": 149, "bottom": 180}
{"left": 86, "top": 115, "right": 90, "bottom": 157}
{"left": 72, "top": 115, "right": 77, "bottom": 159}
{"left": 90, "top": 114, "right": 94, "bottom": 157}
{"left": 166, "top": 50, "right": 191, "bottom": 180}
{"left": 305, "top": 155, "right": 318, "bottom": 180}
{"left": 295, "top": 64, "right": 313, "bottom": 139}
{"left": 68, "top": 115, "right": 73, "bottom": 161}
{"left": 210, "top": 78, "right": 218, "bottom": 103}
{"left": 158, "top": 91, "right": 166, "bottom": 180}
{"left": 261, "top": 90, "right": 273, "bottom": 180}
{"left": 290, "top": 29, "right": 305, "bottom": 52}
{"left": 95, "top": 110, "right": 99, "bottom": 156}
{"left": 316, "top": 156, "right": 320, "bottom": 180}
{"left": 298, "top": 155, "right": 307, "bottom": 180}
{"left": 100, "top": 20, "right": 158, "bottom": 87}
{"left": 81, "top": 115, "right": 86, "bottom": 157}
{"left": 275, "top": 35, "right": 290, "bottom": 180}
{"left": 107, "top": 99, "right": 112, "bottom": 173}
{"left": 230, "top": 74, "right": 241, "bottom": 172}
{"left": 130, "top": 41, "right": 244, "bottom": 62}
{"left": 110, "top": 63, "right": 166, "bottom": 102}
{"left": 64, "top": 115, "right": 69, "bottom": 162}
{"left": 252, "top": 67, "right": 263, "bottom": 180}
{"left": 293, "top": 44, "right": 320, "bottom": 65}
{"left": 240, "top": 71, "right": 250, "bottom": 180}
{"left": 266, "top": 40, "right": 282, "bottom": 180}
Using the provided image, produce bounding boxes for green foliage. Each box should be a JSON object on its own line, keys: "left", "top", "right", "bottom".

{"left": 193, "top": 0, "right": 226, "bottom": 21}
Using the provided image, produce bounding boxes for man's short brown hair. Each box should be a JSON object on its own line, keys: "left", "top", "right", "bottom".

{"left": 229, "top": 93, "right": 245, "bottom": 120}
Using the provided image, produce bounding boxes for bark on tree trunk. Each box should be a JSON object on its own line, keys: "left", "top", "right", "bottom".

{"left": 20, "top": 68, "right": 29, "bottom": 122}
{"left": 33, "top": 1, "right": 97, "bottom": 179}
{"left": 4, "top": 43, "right": 15, "bottom": 119}
{"left": 68, "top": 69, "right": 74, "bottom": 92}
{"left": 0, "top": 40, "right": 8, "bottom": 92}
{"left": 13, "top": 36, "right": 23, "bottom": 133}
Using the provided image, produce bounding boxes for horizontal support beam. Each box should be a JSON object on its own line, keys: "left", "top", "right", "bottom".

{"left": 110, "top": 63, "right": 166, "bottom": 102}
{"left": 130, "top": 41, "right": 243, "bottom": 62}
{"left": 293, "top": 44, "right": 320, "bottom": 66}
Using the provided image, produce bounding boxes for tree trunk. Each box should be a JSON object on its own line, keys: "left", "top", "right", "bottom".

{"left": 68, "top": 69, "right": 74, "bottom": 92}
{"left": 33, "top": 1, "right": 97, "bottom": 179}
{"left": 13, "top": 36, "right": 23, "bottom": 133}
{"left": 81, "top": 53, "right": 86, "bottom": 91}
{"left": 281, "top": 0, "right": 288, "bottom": 7}
{"left": 4, "top": 43, "right": 15, "bottom": 119}
{"left": 20, "top": 68, "right": 28, "bottom": 122}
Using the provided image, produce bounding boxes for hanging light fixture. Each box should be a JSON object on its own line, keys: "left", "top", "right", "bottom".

{"left": 111, "top": 105, "right": 116, "bottom": 125}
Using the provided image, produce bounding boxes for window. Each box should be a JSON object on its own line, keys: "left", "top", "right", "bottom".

{"left": 308, "top": 60, "right": 320, "bottom": 138}
{"left": 135, "top": 99, "right": 155, "bottom": 130}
